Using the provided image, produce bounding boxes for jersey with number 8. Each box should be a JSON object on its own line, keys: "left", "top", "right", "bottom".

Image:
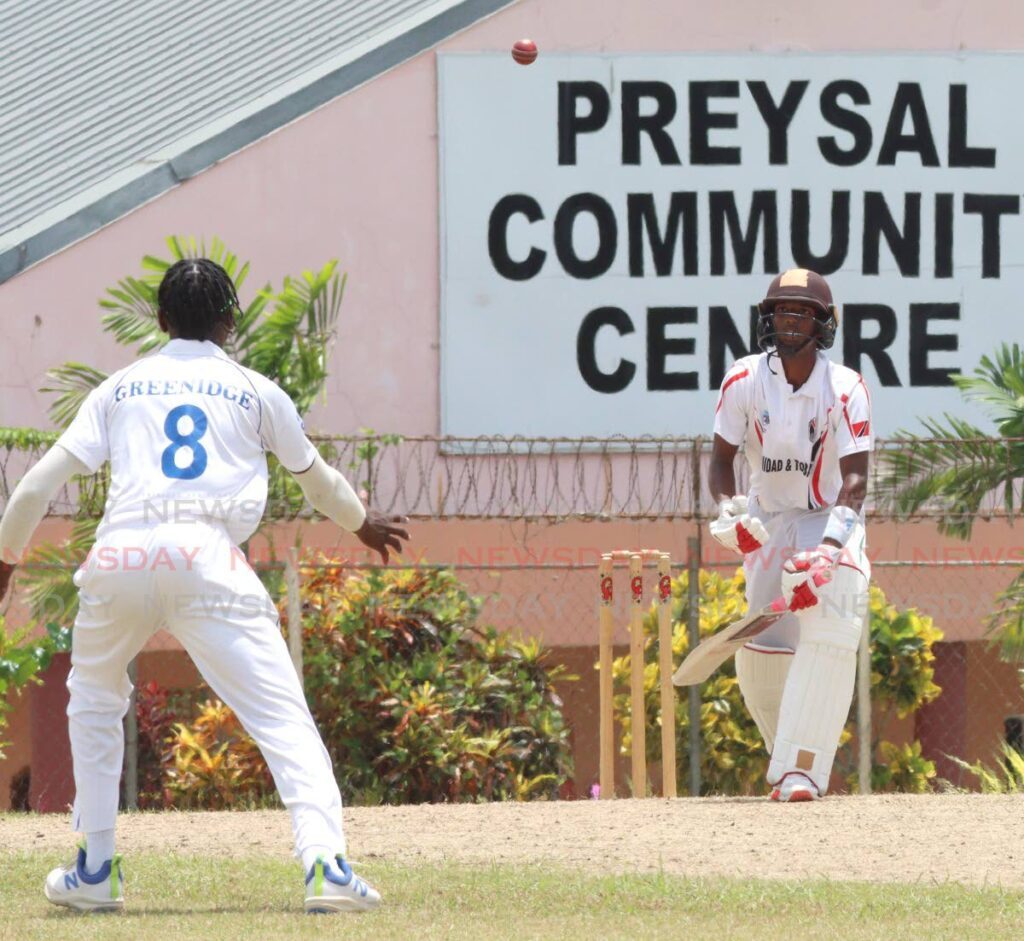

{"left": 56, "top": 339, "right": 317, "bottom": 544}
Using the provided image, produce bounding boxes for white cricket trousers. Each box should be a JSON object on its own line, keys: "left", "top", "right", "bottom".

{"left": 67, "top": 521, "right": 347, "bottom": 857}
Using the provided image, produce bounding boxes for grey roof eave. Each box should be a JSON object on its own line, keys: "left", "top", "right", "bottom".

{"left": 0, "top": 0, "right": 515, "bottom": 285}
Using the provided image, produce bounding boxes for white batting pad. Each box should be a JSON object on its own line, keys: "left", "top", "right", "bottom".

{"left": 768, "top": 610, "right": 864, "bottom": 795}
{"left": 735, "top": 643, "right": 794, "bottom": 754}
{"left": 815, "top": 558, "right": 871, "bottom": 624}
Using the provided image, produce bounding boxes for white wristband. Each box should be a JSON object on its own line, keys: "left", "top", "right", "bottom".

{"left": 822, "top": 504, "right": 859, "bottom": 547}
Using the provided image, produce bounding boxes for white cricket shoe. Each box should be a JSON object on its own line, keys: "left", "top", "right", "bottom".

{"left": 304, "top": 854, "right": 381, "bottom": 914}
{"left": 770, "top": 773, "right": 820, "bottom": 803}
{"left": 44, "top": 847, "right": 124, "bottom": 912}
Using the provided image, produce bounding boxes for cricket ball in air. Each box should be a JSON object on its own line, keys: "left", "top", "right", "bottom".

{"left": 511, "top": 38, "right": 538, "bottom": 65}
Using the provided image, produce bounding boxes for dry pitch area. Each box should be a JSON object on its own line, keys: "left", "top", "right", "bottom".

{"left": 3, "top": 793, "right": 1023, "bottom": 887}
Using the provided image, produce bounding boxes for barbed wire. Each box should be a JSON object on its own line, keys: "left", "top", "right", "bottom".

{"left": 0, "top": 433, "right": 1020, "bottom": 522}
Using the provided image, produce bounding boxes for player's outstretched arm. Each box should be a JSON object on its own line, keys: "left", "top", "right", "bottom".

{"left": 292, "top": 453, "right": 410, "bottom": 563}
{"left": 0, "top": 445, "right": 90, "bottom": 602}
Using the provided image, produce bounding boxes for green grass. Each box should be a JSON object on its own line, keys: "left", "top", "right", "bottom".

{"left": 2, "top": 853, "right": 1023, "bottom": 941}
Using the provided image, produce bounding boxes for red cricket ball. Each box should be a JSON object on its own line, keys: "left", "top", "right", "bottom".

{"left": 511, "top": 38, "right": 538, "bottom": 65}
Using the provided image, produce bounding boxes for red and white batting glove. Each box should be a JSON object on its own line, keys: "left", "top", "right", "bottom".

{"left": 781, "top": 544, "right": 839, "bottom": 611}
{"left": 708, "top": 496, "right": 770, "bottom": 556}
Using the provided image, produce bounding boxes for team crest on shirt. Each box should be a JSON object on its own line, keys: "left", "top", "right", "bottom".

{"left": 808, "top": 418, "right": 816, "bottom": 441}
{"left": 761, "top": 409, "right": 770, "bottom": 427}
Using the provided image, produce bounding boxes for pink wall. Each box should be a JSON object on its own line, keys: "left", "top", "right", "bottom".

{"left": 2, "top": 0, "right": 1021, "bottom": 436}
{"left": 4, "top": 0, "right": 1023, "bottom": 809}
{"left": 8, "top": 515, "right": 1021, "bottom": 649}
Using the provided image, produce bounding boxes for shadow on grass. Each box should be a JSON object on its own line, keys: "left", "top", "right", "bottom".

{"left": 43, "top": 905, "right": 303, "bottom": 918}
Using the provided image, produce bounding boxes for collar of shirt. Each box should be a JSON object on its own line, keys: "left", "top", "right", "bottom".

{"left": 768, "top": 350, "right": 826, "bottom": 398}
{"left": 161, "top": 339, "right": 230, "bottom": 360}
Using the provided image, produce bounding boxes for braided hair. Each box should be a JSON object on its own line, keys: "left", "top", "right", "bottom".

{"left": 157, "top": 258, "right": 239, "bottom": 341}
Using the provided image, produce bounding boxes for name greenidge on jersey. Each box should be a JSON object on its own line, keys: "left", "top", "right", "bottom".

{"left": 114, "top": 378, "right": 256, "bottom": 411}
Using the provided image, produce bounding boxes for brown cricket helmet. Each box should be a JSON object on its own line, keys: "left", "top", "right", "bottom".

{"left": 756, "top": 268, "right": 838, "bottom": 352}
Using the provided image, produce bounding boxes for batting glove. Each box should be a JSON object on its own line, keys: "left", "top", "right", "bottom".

{"left": 781, "top": 544, "right": 839, "bottom": 611}
{"left": 708, "top": 495, "right": 770, "bottom": 556}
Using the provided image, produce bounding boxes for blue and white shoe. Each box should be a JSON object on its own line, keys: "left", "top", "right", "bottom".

{"left": 304, "top": 854, "right": 380, "bottom": 913}
{"left": 44, "top": 847, "right": 124, "bottom": 912}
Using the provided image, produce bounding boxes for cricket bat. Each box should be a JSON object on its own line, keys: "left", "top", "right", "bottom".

{"left": 671, "top": 571, "right": 829, "bottom": 687}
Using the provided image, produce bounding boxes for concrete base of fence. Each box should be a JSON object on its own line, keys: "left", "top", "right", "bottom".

{"left": 29, "top": 652, "right": 74, "bottom": 813}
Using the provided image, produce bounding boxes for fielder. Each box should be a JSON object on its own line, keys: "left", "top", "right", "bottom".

{"left": 708, "top": 268, "right": 872, "bottom": 802}
{"left": 0, "top": 258, "right": 409, "bottom": 912}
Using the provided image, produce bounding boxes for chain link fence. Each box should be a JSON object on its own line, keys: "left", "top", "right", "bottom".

{"left": 257, "top": 551, "right": 1024, "bottom": 799}
{"left": 102, "top": 548, "right": 1016, "bottom": 805}
{"left": 1, "top": 435, "right": 1022, "bottom": 806}
{"left": 4, "top": 540, "right": 1022, "bottom": 807}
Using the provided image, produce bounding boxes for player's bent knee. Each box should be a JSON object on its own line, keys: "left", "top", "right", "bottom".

{"left": 794, "top": 565, "right": 869, "bottom": 652}
{"left": 736, "top": 643, "right": 794, "bottom": 754}
{"left": 808, "top": 562, "right": 869, "bottom": 624}
{"left": 796, "top": 612, "right": 863, "bottom": 652}
{"left": 67, "top": 673, "right": 132, "bottom": 714}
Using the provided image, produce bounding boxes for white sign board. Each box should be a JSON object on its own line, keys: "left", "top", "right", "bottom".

{"left": 438, "top": 53, "right": 1019, "bottom": 440}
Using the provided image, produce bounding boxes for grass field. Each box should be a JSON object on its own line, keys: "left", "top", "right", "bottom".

{"left": 3, "top": 853, "right": 1024, "bottom": 941}
{"left": 5, "top": 798, "right": 1024, "bottom": 939}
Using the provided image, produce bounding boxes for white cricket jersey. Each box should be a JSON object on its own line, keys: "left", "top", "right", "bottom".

{"left": 713, "top": 351, "right": 872, "bottom": 513}
{"left": 56, "top": 339, "right": 317, "bottom": 544}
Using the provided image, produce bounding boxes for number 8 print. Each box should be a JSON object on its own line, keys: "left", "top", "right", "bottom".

{"left": 161, "top": 404, "right": 209, "bottom": 479}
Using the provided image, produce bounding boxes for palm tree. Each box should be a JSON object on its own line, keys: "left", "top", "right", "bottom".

{"left": 19, "top": 236, "right": 345, "bottom": 628}
{"left": 45, "top": 236, "right": 344, "bottom": 423}
{"left": 873, "top": 343, "right": 1024, "bottom": 659}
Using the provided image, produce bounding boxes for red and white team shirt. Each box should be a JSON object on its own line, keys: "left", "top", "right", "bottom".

{"left": 713, "top": 351, "right": 872, "bottom": 513}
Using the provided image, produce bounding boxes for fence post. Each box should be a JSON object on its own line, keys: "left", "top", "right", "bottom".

{"left": 687, "top": 439, "right": 705, "bottom": 798}
{"left": 285, "top": 554, "right": 304, "bottom": 689}
{"left": 857, "top": 608, "right": 872, "bottom": 794}
{"left": 686, "top": 536, "right": 702, "bottom": 796}
{"left": 124, "top": 658, "right": 138, "bottom": 811}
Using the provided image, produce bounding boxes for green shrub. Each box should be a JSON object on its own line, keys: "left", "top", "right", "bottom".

{"left": 133, "top": 683, "right": 277, "bottom": 810}
{"left": 843, "top": 586, "right": 943, "bottom": 792}
{"left": 870, "top": 740, "right": 936, "bottom": 793}
{"left": 295, "top": 564, "right": 573, "bottom": 804}
{"left": 866, "top": 586, "right": 943, "bottom": 718}
{"left": 130, "top": 565, "right": 572, "bottom": 808}
{"left": 612, "top": 570, "right": 942, "bottom": 795}
{"left": 947, "top": 742, "right": 1024, "bottom": 793}
{"left": 163, "top": 699, "right": 278, "bottom": 809}
{"left": 0, "top": 617, "right": 71, "bottom": 760}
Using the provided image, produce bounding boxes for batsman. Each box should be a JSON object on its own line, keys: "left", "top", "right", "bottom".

{"left": 708, "top": 268, "right": 872, "bottom": 802}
